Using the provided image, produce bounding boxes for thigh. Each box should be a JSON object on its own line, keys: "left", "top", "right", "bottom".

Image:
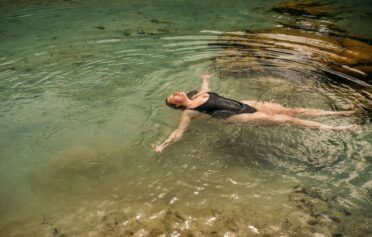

{"left": 226, "top": 112, "right": 273, "bottom": 124}
{"left": 240, "top": 100, "right": 291, "bottom": 115}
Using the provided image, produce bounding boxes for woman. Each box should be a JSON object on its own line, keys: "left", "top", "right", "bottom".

{"left": 152, "top": 74, "right": 357, "bottom": 152}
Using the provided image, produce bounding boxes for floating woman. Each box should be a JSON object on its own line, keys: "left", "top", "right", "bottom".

{"left": 152, "top": 74, "right": 357, "bottom": 152}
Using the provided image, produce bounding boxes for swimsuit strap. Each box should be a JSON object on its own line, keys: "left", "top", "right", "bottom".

{"left": 186, "top": 90, "right": 207, "bottom": 100}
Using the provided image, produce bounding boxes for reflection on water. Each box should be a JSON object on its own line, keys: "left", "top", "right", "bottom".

{"left": 0, "top": 0, "right": 371, "bottom": 236}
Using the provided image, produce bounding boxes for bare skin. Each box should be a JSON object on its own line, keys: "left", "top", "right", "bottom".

{"left": 153, "top": 73, "right": 357, "bottom": 152}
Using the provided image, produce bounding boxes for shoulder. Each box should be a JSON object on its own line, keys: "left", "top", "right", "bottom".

{"left": 186, "top": 90, "right": 198, "bottom": 99}
{"left": 190, "top": 91, "right": 210, "bottom": 99}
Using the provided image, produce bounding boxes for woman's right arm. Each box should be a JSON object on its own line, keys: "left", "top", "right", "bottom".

{"left": 199, "top": 73, "right": 211, "bottom": 93}
{"left": 153, "top": 110, "right": 197, "bottom": 153}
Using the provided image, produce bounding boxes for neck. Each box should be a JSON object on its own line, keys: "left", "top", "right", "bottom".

{"left": 182, "top": 98, "right": 193, "bottom": 108}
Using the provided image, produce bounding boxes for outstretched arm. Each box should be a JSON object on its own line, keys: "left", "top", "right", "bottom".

{"left": 153, "top": 110, "right": 196, "bottom": 153}
{"left": 199, "top": 73, "right": 211, "bottom": 93}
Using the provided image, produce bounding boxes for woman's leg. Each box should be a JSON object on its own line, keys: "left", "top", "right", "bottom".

{"left": 240, "top": 100, "right": 356, "bottom": 117}
{"left": 284, "top": 108, "right": 356, "bottom": 117}
{"left": 271, "top": 114, "right": 357, "bottom": 131}
{"left": 228, "top": 113, "right": 357, "bottom": 131}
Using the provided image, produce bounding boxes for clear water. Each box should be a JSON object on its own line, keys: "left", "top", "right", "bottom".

{"left": 0, "top": 0, "right": 371, "bottom": 236}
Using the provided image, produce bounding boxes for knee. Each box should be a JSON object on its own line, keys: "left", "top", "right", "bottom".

{"left": 273, "top": 115, "right": 293, "bottom": 122}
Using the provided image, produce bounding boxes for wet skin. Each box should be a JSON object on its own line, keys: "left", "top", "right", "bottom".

{"left": 154, "top": 74, "right": 357, "bottom": 153}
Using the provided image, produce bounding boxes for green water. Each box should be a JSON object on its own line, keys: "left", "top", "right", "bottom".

{"left": 0, "top": 0, "right": 371, "bottom": 236}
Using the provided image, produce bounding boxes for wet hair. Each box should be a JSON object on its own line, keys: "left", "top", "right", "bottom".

{"left": 165, "top": 90, "right": 198, "bottom": 110}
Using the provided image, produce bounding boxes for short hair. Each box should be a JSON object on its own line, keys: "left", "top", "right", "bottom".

{"left": 165, "top": 90, "right": 198, "bottom": 110}
{"left": 165, "top": 99, "right": 186, "bottom": 110}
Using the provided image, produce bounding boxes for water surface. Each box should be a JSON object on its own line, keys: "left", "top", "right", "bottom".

{"left": 0, "top": 0, "right": 371, "bottom": 236}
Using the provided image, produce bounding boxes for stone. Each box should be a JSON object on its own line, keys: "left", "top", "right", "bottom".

{"left": 271, "top": 0, "right": 339, "bottom": 17}
{"left": 212, "top": 28, "right": 372, "bottom": 82}
{"left": 307, "top": 219, "right": 318, "bottom": 225}
{"left": 48, "top": 144, "right": 120, "bottom": 178}
{"left": 93, "top": 26, "right": 105, "bottom": 30}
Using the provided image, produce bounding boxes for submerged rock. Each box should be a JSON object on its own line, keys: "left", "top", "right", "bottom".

{"left": 271, "top": 0, "right": 339, "bottom": 18}
{"left": 211, "top": 28, "right": 372, "bottom": 86}
{"left": 286, "top": 185, "right": 369, "bottom": 236}
{"left": 92, "top": 26, "right": 105, "bottom": 30}
{"left": 48, "top": 144, "right": 121, "bottom": 178}
{"left": 120, "top": 19, "right": 177, "bottom": 37}
{"left": 211, "top": 0, "right": 369, "bottom": 94}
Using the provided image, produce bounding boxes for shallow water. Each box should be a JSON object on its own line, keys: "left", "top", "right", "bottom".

{"left": 0, "top": 0, "right": 371, "bottom": 236}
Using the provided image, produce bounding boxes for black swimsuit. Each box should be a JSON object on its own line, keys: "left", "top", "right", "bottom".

{"left": 187, "top": 91, "right": 257, "bottom": 119}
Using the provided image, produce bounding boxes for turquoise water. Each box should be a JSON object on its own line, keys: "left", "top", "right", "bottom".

{"left": 0, "top": 0, "right": 371, "bottom": 236}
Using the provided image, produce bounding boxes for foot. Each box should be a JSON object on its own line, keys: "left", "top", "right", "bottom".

{"left": 334, "top": 124, "right": 359, "bottom": 131}
{"left": 337, "top": 108, "right": 359, "bottom": 117}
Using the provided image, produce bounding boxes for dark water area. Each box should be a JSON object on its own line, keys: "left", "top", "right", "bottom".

{"left": 0, "top": 0, "right": 371, "bottom": 236}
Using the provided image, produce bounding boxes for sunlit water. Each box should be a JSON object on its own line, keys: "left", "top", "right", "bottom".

{"left": 0, "top": 0, "right": 371, "bottom": 236}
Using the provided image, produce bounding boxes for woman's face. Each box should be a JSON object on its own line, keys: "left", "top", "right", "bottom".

{"left": 167, "top": 91, "right": 187, "bottom": 106}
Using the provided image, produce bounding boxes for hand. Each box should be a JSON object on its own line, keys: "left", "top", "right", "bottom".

{"left": 202, "top": 73, "right": 211, "bottom": 81}
{"left": 151, "top": 143, "right": 164, "bottom": 153}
